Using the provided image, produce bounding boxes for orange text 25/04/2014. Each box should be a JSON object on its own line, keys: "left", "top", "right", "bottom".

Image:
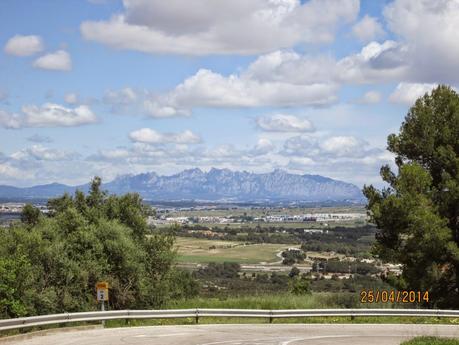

{"left": 360, "top": 290, "right": 429, "bottom": 304}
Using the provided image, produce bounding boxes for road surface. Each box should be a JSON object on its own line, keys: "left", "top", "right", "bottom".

{"left": 5, "top": 324, "right": 459, "bottom": 345}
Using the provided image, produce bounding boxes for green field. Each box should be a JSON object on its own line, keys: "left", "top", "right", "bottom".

{"left": 176, "top": 237, "right": 298, "bottom": 264}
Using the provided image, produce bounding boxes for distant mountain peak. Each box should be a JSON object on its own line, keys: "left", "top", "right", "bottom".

{"left": 0, "top": 168, "right": 364, "bottom": 202}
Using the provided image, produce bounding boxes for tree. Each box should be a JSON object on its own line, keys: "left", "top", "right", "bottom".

{"left": 20, "top": 204, "right": 41, "bottom": 226}
{"left": 289, "top": 266, "right": 300, "bottom": 278}
{"left": 363, "top": 85, "right": 459, "bottom": 308}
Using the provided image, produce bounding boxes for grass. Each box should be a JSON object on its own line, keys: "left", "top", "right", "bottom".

{"left": 176, "top": 237, "right": 297, "bottom": 264}
{"left": 104, "top": 293, "right": 459, "bottom": 328}
{"left": 401, "top": 337, "right": 459, "bottom": 345}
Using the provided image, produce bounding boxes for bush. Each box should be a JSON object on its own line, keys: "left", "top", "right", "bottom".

{"left": 290, "top": 277, "right": 311, "bottom": 295}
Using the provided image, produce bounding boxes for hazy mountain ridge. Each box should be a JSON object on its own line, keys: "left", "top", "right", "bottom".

{"left": 0, "top": 168, "right": 364, "bottom": 202}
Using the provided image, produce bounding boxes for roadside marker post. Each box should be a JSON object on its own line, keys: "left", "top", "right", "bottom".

{"left": 96, "top": 282, "right": 109, "bottom": 327}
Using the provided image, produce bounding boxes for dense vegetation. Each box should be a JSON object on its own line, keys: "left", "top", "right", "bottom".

{"left": 0, "top": 178, "right": 197, "bottom": 319}
{"left": 179, "top": 225, "right": 376, "bottom": 257}
{"left": 364, "top": 85, "right": 459, "bottom": 308}
{"left": 281, "top": 249, "right": 306, "bottom": 265}
{"left": 312, "top": 259, "right": 380, "bottom": 275}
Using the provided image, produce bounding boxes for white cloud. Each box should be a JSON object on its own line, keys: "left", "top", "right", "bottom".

{"left": 389, "top": 82, "right": 437, "bottom": 105}
{"left": 357, "top": 90, "right": 382, "bottom": 104}
{"left": 321, "top": 136, "right": 363, "bottom": 157}
{"left": 4, "top": 35, "right": 44, "bottom": 56}
{"left": 129, "top": 128, "right": 201, "bottom": 144}
{"left": 384, "top": 0, "right": 459, "bottom": 83}
{"left": 33, "top": 50, "right": 72, "bottom": 71}
{"left": 337, "top": 40, "right": 409, "bottom": 84}
{"left": 143, "top": 100, "right": 190, "bottom": 118}
{"left": 22, "top": 103, "right": 97, "bottom": 127}
{"left": 146, "top": 68, "right": 338, "bottom": 116}
{"left": 283, "top": 134, "right": 380, "bottom": 159}
{"left": 256, "top": 114, "right": 314, "bottom": 132}
{"left": 352, "top": 15, "right": 385, "bottom": 42}
{"left": 245, "top": 50, "right": 336, "bottom": 84}
{"left": 64, "top": 93, "right": 78, "bottom": 104}
{"left": 137, "top": 38, "right": 436, "bottom": 115}
{"left": 249, "top": 138, "right": 275, "bottom": 156}
{"left": 11, "top": 145, "right": 78, "bottom": 161}
{"left": 81, "top": 0, "right": 359, "bottom": 55}
{"left": 0, "top": 103, "right": 98, "bottom": 129}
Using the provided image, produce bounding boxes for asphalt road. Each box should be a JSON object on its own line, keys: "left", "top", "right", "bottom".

{"left": 5, "top": 324, "right": 459, "bottom": 345}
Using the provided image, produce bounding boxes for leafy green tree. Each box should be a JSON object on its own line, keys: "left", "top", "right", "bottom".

{"left": 364, "top": 85, "right": 459, "bottom": 308}
{"left": 20, "top": 204, "right": 41, "bottom": 226}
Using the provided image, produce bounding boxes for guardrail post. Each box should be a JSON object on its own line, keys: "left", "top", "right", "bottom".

{"left": 269, "top": 310, "right": 273, "bottom": 324}
{"left": 125, "top": 310, "right": 130, "bottom": 326}
{"left": 195, "top": 308, "right": 199, "bottom": 324}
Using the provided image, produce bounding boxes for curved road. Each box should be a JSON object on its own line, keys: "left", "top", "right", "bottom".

{"left": 6, "top": 324, "right": 459, "bottom": 345}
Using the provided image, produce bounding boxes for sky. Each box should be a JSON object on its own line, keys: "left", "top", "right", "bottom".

{"left": 0, "top": 0, "right": 458, "bottom": 188}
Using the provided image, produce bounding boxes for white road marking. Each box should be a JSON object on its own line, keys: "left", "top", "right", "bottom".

{"left": 201, "top": 335, "right": 357, "bottom": 345}
{"left": 133, "top": 332, "right": 190, "bottom": 338}
{"left": 280, "top": 335, "right": 354, "bottom": 344}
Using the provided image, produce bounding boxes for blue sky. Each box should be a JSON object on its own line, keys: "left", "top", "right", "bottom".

{"left": 1, "top": 0, "right": 458, "bottom": 187}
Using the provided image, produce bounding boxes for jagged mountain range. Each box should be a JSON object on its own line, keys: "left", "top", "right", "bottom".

{"left": 0, "top": 168, "right": 364, "bottom": 202}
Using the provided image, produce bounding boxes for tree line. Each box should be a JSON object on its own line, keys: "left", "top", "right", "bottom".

{"left": 0, "top": 177, "right": 197, "bottom": 319}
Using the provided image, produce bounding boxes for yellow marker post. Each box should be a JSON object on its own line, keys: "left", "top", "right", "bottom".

{"left": 96, "top": 282, "right": 109, "bottom": 327}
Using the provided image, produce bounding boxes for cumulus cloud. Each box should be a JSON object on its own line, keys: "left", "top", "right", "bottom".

{"left": 389, "top": 82, "right": 437, "bottom": 105}
{"left": 169, "top": 68, "right": 336, "bottom": 107}
{"left": 4, "top": 35, "right": 43, "bottom": 56}
{"left": 256, "top": 114, "right": 314, "bottom": 132}
{"left": 0, "top": 103, "right": 97, "bottom": 128}
{"left": 129, "top": 128, "right": 201, "bottom": 145}
{"left": 384, "top": 0, "right": 459, "bottom": 83}
{"left": 337, "top": 40, "right": 409, "bottom": 84}
{"left": 101, "top": 50, "right": 339, "bottom": 117}
{"left": 352, "top": 15, "right": 385, "bottom": 42}
{"left": 244, "top": 50, "right": 336, "bottom": 84}
{"left": 104, "top": 40, "right": 438, "bottom": 117}
{"left": 22, "top": 103, "right": 97, "bottom": 127}
{"left": 145, "top": 66, "right": 338, "bottom": 116}
{"left": 33, "top": 50, "right": 72, "bottom": 71}
{"left": 81, "top": 0, "right": 359, "bottom": 55}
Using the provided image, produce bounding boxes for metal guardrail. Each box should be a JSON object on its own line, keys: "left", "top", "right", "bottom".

{"left": 1, "top": 309, "right": 458, "bottom": 331}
